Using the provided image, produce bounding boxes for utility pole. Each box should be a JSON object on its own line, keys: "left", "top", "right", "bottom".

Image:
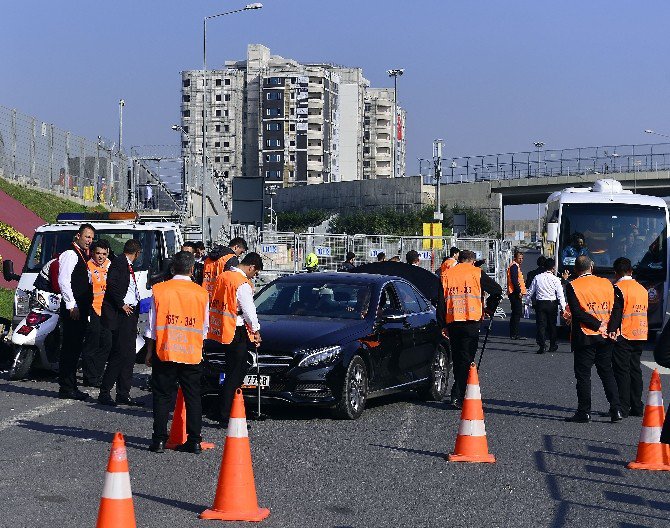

{"left": 433, "top": 139, "right": 443, "bottom": 222}
{"left": 387, "top": 68, "right": 404, "bottom": 178}
{"left": 118, "top": 99, "right": 125, "bottom": 153}
{"left": 533, "top": 141, "right": 544, "bottom": 177}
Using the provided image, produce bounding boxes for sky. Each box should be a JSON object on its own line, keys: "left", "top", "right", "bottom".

{"left": 3, "top": 1, "right": 670, "bottom": 219}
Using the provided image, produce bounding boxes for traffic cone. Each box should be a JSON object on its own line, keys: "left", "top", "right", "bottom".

{"left": 448, "top": 363, "right": 496, "bottom": 463}
{"left": 96, "top": 432, "right": 136, "bottom": 528}
{"left": 165, "top": 388, "right": 215, "bottom": 451}
{"left": 628, "top": 369, "right": 670, "bottom": 471}
{"left": 200, "top": 389, "right": 270, "bottom": 522}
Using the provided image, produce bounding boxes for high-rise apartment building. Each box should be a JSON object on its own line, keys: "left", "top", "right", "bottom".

{"left": 179, "top": 44, "right": 405, "bottom": 225}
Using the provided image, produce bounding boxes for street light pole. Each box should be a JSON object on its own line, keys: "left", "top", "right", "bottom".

{"left": 387, "top": 68, "right": 404, "bottom": 179}
{"left": 118, "top": 99, "right": 125, "bottom": 153}
{"left": 433, "top": 139, "right": 443, "bottom": 222}
{"left": 202, "top": 3, "right": 263, "bottom": 244}
{"left": 533, "top": 141, "right": 544, "bottom": 177}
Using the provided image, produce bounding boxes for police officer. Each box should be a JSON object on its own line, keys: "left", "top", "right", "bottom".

{"left": 208, "top": 252, "right": 264, "bottom": 427}
{"left": 507, "top": 250, "right": 526, "bottom": 340}
{"left": 564, "top": 255, "right": 622, "bottom": 423}
{"left": 145, "top": 251, "right": 209, "bottom": 453}
{"left": 608, "top": 257, "right": 648, "bottom": 418}
{"left": 442, "top": 249, "right": 502, "bottom": 408}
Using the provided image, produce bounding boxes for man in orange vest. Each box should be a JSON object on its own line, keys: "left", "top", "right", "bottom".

{"left": 608, "top": 257, "right": 648, "bottom": 418}
{"left": 81, "top": 239, "right": 112, "bottom": 387}
{"left": 565, "top": 255, "right": 622, "bottom": 423}
{"left": 507, "top": 250, "right": 526, "bottom": 340}
{"left": 144, "top": 251, "right": 209, "bottom": 453}
{"left": 438, "top": 246, "right": 459, "bottom": 279}
{"left": 208, "top": 252, "right": 263, "bottom": 427}
{"left": 442, "top": 249, "right": 502, "bottom": 408}
{"left": 200, "top": 237, "right": 248, "bottom": 301}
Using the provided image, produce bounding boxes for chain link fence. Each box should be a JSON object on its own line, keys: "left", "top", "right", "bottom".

{"left": 0, "top": 105, "right": 129, "bottom": 208}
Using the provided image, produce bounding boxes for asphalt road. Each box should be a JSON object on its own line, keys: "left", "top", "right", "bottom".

{"left": 1, "top": 312, "right": 669, "bottom": 527}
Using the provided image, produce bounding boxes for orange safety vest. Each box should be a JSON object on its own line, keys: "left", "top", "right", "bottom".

{"left": 153, "top": 279, "right": 209, "bottom": 364}
{"left": 440, "top": 257, "right": 457, "bottom": 276}
{"left": 202, "top": 253, "right": 234, "bottom": 302}
{"left": 442, "top": 263, "right": 483, "bottom": 324}
{"left": 87, "top": 258, "right": 110, "bottom": 316}
{"left": 615, "top": 278, "right": 648, "bottom": 341}
{"left": 208, "top": 270, "right": 253, "bottom": 344}
{"left": 507, "top": 262, "right": 526, "bottom": 295}
{"left": 570, "top": 274, "right": 614, "bottom": 336}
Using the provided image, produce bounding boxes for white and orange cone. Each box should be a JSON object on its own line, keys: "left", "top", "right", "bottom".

{"left": 628, "top": 369, "right": 670, "bottom": 471}
{"left": 165, "top": 388, "right": 215, "bottom": 451}
{"left": 96, "top": 432, "right": 136, "bottom": 528}
{"left": 448, "top": 363, "right": 496, "bottom": 463}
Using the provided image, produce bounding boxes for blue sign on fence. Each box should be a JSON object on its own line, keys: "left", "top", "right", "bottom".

{"left": 315, "top": 246, "right": 332, "bottom": 257}
{"left": 262, "top": 244, "right": 279, "bottom": 254}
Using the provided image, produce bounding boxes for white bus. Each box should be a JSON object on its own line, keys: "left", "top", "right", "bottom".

{"left": 544, "top": 179, "right": 669, "bottom": 331}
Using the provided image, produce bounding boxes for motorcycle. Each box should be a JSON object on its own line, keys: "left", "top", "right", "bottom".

{"left": 9, "top": 288, "right": 61, "bottom": 380}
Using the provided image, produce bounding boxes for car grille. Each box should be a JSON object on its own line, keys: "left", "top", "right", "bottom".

{"left": 257, "top": 353, "right": 293, "bottom": 375}
{"left": 295, "top": 383, "right": 332, "bottom": 399}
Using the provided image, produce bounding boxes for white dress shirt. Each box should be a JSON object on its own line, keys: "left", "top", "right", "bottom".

{"left": 144, "top": 275, "right": 209, "bottom": 340}
{"left": 527, "top": 271, "right": 567, "bottom": 311}
{"left": 122, "top": 256, "right": 140, "bottom": 307}
{"left": 58, "top": 247, "right": 82, "bottom": 310}
{"left": 231, "top": 267, "right": 260, "bottom": 332}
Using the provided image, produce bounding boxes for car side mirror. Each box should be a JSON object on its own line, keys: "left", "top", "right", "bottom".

{"left": 2, "top": 260, "right": 20, "bottom": 282}
{"left": 546, "top": 222, "right": 558, "bottom": 243}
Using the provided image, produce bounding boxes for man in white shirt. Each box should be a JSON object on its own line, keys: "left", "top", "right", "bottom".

{"left": 57, "top": 223, "right": 95, "bottom": 400}
{"left": 526, "top": 258, "right": 566, "bottom": 354}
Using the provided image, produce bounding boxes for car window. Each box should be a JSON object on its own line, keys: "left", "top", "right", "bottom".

{"left": 163, "top": 230, "right": 177, "bottom": 258}
{"left": 394, "top": 281, "right": 424, "bottom": 314}
{"left": 378, "top": 284, "right": 401, "bottom": 316}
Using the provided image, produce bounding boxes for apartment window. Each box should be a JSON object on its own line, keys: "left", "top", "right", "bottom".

{"left": 308, "top": 139, "right": 322, "bottom": 147}
{"left": 224, "top": 110, "right": 229, "bottom": 117}
{"left": 290, "top": 155, "right": 295, "bottom": 162}
{"left": 266, "top": 91, "right": 283, "bottom": 100}
{"left": 215, "top": 156, "right": 220, "bottom": 163}
{"left": 290, "top": 77, "right": 297, "bottom": 84}
{"left": 182, "top": 79, "right": 190, "bottom": 88}
{"left": 214, "top": 141, "right": 220, "bottom": 148}
{"left": 223, "top": 141, "right": 229, "bottom": 147}
{"left": 182, "top": 141, "right": 189, "bottom": 149}
{"left": 224, "top": 170, "right": 229, "bottom": 177}
{"left": 290, "top": 140, "right": 295, "bottom": 147}
{"left": 266, "top": 154, "right": 281, "bottom": 162}
{"left": 224, "top": 125, "right": 229, "bottom": 132}
{"left": 289, "top": 124, "right": 295, "bottom": 132}
{"left": 216, "top": 94, "right": 222, "bottom": 102}
{"left": 266, "top": 139, "right": 281, "bottom": 147}
{"left": 216, "top": 110, "right": 222, "bottom": 117}
{"left": 182, "top": 125, "right": 189, "bottom": 133}
{"left": 364, "top": 147, "right": 370, "bottom": 154}
{"left": 308, "top": 155, "right": 322, "bottom": 162}
{"left": 363, "top": 161, "right": 370, "bottom": 167}
{"left": 225, "top": 79, "right": 231, "bottom": 86}
{"left": 215, "top": 125, "right": 221, "bottom": 132}
{"left": 364, "top": 103, "right": 371, "bottom": 111}
{"left": 290, "top": 108, "right": 295, "bottom": 116}
{"left": 266, "top": 123, "right": 282, "bottom": 131}
{"left": 182, "top": 109, "right": 190, "bottom": 118}
{"left": 223, "top": 156, "right": 230, "bottom": 162}
{"left": 290, "top": 92, "right": 295, "bottom": 100}
{"left": 268, "top": 77, "right": 282, "bottom": 85}
{"left": 266, "top": 108, "right": 281, "bottom": 117}
{"left": 215, "top": 79, "right": 222, "bottom": 86}
{"left": 182, "top": 94, "right": 190, "bottom": 103}
{"left": 265, "top": 170, "right": 281, "bottom": 179}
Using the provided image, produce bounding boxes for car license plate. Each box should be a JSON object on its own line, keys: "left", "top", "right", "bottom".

{"left": 242, "top": 374, "right": 270, "bottom": 388}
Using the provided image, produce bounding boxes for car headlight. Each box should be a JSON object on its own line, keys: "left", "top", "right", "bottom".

{"left": 298, "top": 345, "right": 342, "bottom": 368}
{"left": 15, "top": 289, "right": 30, "bottom": 318}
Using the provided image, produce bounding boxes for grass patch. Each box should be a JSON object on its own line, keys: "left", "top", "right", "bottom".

{"left": 0, "top": 177, "right": 106, "bottom": 224}
{"left": 0, "top": 287, "right": 14, "bottom": 321}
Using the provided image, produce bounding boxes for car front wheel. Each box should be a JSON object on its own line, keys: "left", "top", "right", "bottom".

{"left": 334, "top": 355, "right": 368, "bottom": 419}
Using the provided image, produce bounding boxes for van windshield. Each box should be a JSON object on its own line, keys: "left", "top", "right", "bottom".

{"left": 24, "top": 229, "right": 162, "bottom": 273}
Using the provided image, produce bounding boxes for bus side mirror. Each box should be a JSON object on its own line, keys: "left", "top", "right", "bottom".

{"left": 546, "top": 222, "right": 558, "bottom": 243}
{"left": 2, "top": 260, "right": 20, "bottom": 282}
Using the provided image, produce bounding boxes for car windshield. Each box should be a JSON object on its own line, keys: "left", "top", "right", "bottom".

{"left": 255, "top": 281, "right": 372, "bottom": 320}
{"left": 24, "top": 229, "right": 161, "bottom": 273}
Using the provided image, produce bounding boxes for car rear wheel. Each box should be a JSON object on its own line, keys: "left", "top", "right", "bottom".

{"left": 418, "top": 345, "right": 449, "bottom": 401}
{"left": 334, "top": 355, "right": 368, "bottom": 420}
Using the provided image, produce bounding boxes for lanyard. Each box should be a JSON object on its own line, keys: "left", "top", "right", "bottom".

{"left": 128, "top": 261, "right": 140, "bottom": 302}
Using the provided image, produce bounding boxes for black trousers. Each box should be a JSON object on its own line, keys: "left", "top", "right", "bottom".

{"left": 448, "top": 321, "right": 480, "bottom": 401}
{"left": 535, "top": 300, "right": 558, "bottom": 350}
{"left": 508, "top": 294, "right": 522, "bottom": 338}
{"left": 151, "top": 353, "right": 202, "bottom": 444}
{"left": 59, "top": 304, "right": 89, "bottom": 393}
{"left": 573, "top": 341, "right": 621, "bottom": 414}
{"left": 81, "top": 311, "right": 112, "bottom": 385}
{"left": 100, "top": 308, "right": 139, "bottom": 399}
{"left": 218, "top": 326, "right": 251, "bottom": 423}
{"left": 612, "top": 338, "right": 644, "bottom": 416}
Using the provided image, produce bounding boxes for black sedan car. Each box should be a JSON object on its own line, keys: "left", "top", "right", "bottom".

{"left": 202, "top": 272, "right": 449, "bottom": 419}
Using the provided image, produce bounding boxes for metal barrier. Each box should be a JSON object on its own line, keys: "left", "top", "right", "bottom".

{"left": 258, "top": 231, "right": 299, "bottom": 274}
{"left": 351, "top": 234, "right": 403, "bottom": 264}
{"left": 296, "top": 233, "right": 350, "bottom": 272}
{"left": 397, "top": 236, "right": 457, "bottom": 273}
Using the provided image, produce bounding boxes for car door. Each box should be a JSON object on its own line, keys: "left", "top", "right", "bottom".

{"left": 394, "top": 280, "right": 437, "bottom": 381}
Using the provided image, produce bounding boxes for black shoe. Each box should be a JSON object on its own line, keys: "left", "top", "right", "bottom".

{"left": 149, "top": 440, "right": 165, "bottom": 453}
{"left": 116, "top": 396, "right": 145, "bottom": 407}
{"left": 565, "top": 412, "right": 591, "bottom": 423}
{"left": 98, "top": 393, "right": 117, "bottom": 406}
{"left": 59, "top": 389, "right": 91, "bottom": 401}
{"left": 536, "top": 348, "right": 546, "bottom": 354}
{"left": 175, "top": 441, "right": 202, "bottom": 454}
{"left": 610, "top": 409, "right": 624, "bottom": 423}
{"left": 548, "top": 345, "right": 558, "bottom": 353}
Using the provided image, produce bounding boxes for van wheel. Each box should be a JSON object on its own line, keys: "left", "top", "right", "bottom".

{"left": 334, "top": 356, "right": 368, "bottom": 420}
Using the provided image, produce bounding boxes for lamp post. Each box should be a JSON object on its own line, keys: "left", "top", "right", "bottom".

{"left": 202, "top": 3, "right": 263, "bottom": 243}
{"left": 118, "top": 99, "right": 125, "bottom": 153}
{"left": 265, "top": 184, "right": 279, "bottom": 231}
{"left": 433, "top": 139, "right": 443, "bottom": 222}
{"left": 533, "top": 141, "right": 544, "bottom": 177}
{"left": 387, "top": 68, "right": 404, "bottom": 179}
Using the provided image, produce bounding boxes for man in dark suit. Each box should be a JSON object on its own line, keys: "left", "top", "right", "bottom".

{"left": 98, "top": 239, "right": 144, "bottom": 407}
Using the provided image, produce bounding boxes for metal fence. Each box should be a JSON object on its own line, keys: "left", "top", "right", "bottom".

{"left": 421, "top": 142, "right": 670, "bottom": 185}
{"left": 0, "top": 105, "right": 130, "bottom": 208}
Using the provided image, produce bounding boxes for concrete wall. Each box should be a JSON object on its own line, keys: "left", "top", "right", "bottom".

{"left": 439, "top": 182, "right": 502, "bottom": 234}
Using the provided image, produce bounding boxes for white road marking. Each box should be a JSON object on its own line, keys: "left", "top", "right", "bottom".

{"left": 0, "top": 398, "right": 76, "bottom": 433}
{"left": 640, "top": 361, "right": 670, "bottom": 375}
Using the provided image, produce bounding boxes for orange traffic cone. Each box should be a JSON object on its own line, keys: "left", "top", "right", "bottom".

{"left": 200, "top": 389, "right": 270, "bottom": 522}
{"left": 96, "top": 432, "right": 136, "bottom": 528}
{"left": 448, "top": 363, "right": 496, "bottom": 463}
{"left": 165, "top": 388, "right": 215, "bottom": 451}
{"left": 628, "top": 369, "right": 670, "bottom": 471}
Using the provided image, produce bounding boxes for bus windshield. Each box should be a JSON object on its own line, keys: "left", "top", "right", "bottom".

{"left": 558, "top": 203, "right": 667, "bottom": 274}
